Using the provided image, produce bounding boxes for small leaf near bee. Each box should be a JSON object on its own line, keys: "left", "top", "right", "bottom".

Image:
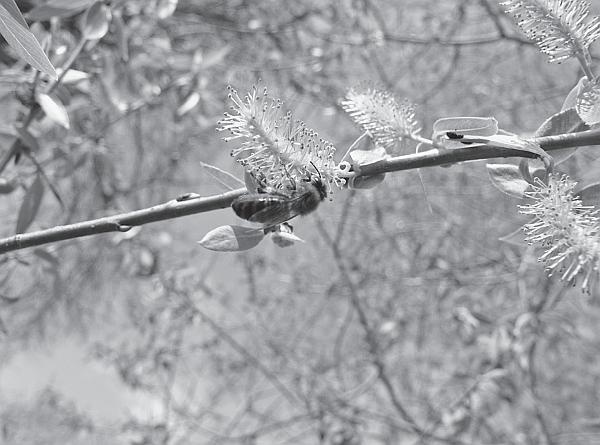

{"left": 199, "top": 225, "right": 264, "bottom": 251}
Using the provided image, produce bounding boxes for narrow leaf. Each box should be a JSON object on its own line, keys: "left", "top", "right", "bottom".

{"left": 480, "top": 135, "right": 553, "bottom": 172}
{"left": 0, "top": 0, "right": 28, "bottom": 27}
{"left": 26, "top": 0, "right": 95, "bottom": 21}
{"left": 16, "top": 173, "right": 45, "bottom": 233}
{"left": 57, "top": 68, "right": 89, "bottom": 84}
{"left": 199, "top": 161, "right": 244, "bottom": 190}
{"left": 176, "top": 91, "right": 200, "bottom": 117}
{"left": 36, "top": 93, "right": 70, "bottom": 129}
{"left": 0, "top": 5, "right": 57, "bottom": 79}
{"left": 199, "top": 225, "right": 264, "bottom": 252}
{"left": 486, "top": 164, "right": 531, "bottom": 198}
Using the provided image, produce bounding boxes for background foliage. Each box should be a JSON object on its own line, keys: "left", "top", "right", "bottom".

{"left": 1, "top": 0, "right": 600, "bottom": 444}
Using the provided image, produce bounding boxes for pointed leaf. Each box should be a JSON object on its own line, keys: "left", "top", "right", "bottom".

{"left": 576, "top": 182, "right": 600, "bottom": 207}
{"left": 534, "top": 108, "right": 587, "bottom": 164}
{"left": 36, "top": 92, "right": 70, "bottom": 129}
{"left": 57, "top": 68, "right": 89, "bottom": 84}
{"left": 81, "top": 2, "right": 111, "bottom": 41}
{"left": 176, "top": 91, "right": 200, "bottom": 117}
{"left": 0, "top": 5, "right": 56, "bottom": 79}
{"left": 481, "top": 135, "right": 553, "bottom": 172}
{"left": 272, "top": 230, "right": 304, "bottom": 248}
{"left": 199, "top": 162, "right": 244, "bottom": 190}
{"left": 0, "top": 0, "right": 28, "bottom": 27}
{"left": 199, "top": 225, "right": 264, "bottom": 251}
{"left": 16, "top": 173, "right": 45, "bottom": 233}
{"left": 486, "top": 163, "right": 531, "bottom": 198}
{"left": 26, "top": 0, "right": 96, "bottom": 21}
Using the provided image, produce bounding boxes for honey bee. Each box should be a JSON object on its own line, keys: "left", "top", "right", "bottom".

{"left": 232, "top": 174, "right": 327, "bottom": 227}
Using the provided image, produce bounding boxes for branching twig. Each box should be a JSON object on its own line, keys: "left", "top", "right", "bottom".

{"left": 316, "top": 216, "right": 421, "bottom": 433}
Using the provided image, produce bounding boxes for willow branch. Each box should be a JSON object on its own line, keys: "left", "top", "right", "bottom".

{"left": 0, "top": 189, "right": 245, "bottom": 254}
{"left": 1, "top": 128, "right": 599, "bottom": 254}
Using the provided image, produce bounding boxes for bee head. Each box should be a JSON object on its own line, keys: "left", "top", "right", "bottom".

{"left": 310, "top": 175, "right": 328, "bottom": 201}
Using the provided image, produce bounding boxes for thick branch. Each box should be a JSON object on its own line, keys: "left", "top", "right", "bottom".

{"left": 1, "top": 128, "right": 599, "bottom": 254}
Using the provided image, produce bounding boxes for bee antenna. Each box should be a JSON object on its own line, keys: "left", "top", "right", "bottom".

{"left": 309, "top": 161, "right": 322, "bottom": 179}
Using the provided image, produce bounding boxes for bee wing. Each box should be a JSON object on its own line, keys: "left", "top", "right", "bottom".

{"left": 232, "top": 194, "right": 300, "bottom": 226}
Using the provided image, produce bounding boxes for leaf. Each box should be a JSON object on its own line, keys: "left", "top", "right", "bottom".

{"left": 176, "top": 91, "right": 200, "bottom": 117}
{"left": 199, "top": 225, "right": 264, "bottom": 252}
{"left": 350, "top": 146, "right": 388, "bottom": 165}
{"left": 156, "top": 0, "right": 178, "bottom": 19}
{"left": 26, "top": 0, "right": 96, "bottom": 21}
{"left": 112, "top": 10, "right": 129, "bottom": 61}
{"left": 576, "top": 182, "right": 600, "bottom": 207}
{"left": 244, "top": 170, "right": 260, "bottom": 193}
{"left": 486, "top": 164, "right": 531, "bottom": 198}
{"left": 81, "top": 2, "right": 111, "bottom": 41}
{"left": 201, "top": 45, "right": 231, "bottom": 69}
{"left": 576, "top": 79, "right": 600, "bottom": 125}
{"left": 57, "top": 68, "right": 89, "bottom": 84}
{"left": 14, "top": 127, "right": 37, "bottom": 151}
{"left": 271, "top": 230, "right": 305, "bottom": 248}
{"left": 0, "top": 0, "right": 28, "bottom": 27}
{"left": 16, "top": 173, "right": 45, "bottom": 233}
{"left": 36, "top": 92, "right": 70, "bottom": 129}
{"left": 33, "top": 248, "right": 59, "bottom": 266}
{"left": 562, "top": 77, "right": 587, "bottom": 111}
{"left": 481, "top": 135, "right": 553, "bottom": 172}
{"left": 0, "top": 177, "right": 16, "bottom": 194}
{"left": 0, "top": 5, "right": 57, "bottom": 79}
{"left": 199, "top": 162, "right": 244, "bottom": 190}
{"left": 432, "top": 116, "right": 498, "bottom": 148}
{"left": 534, "top": 107, "right": 587, "bottom": 164}
{"left": 348, "top": 173, "right": 386, "bottom": 189}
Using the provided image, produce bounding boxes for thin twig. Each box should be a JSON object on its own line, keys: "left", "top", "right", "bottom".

{"left": 0, "top": 189, "right": 245, "bottom": 253}
{"left": 316, "top": 217, "right": 422, "bottom": 433}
